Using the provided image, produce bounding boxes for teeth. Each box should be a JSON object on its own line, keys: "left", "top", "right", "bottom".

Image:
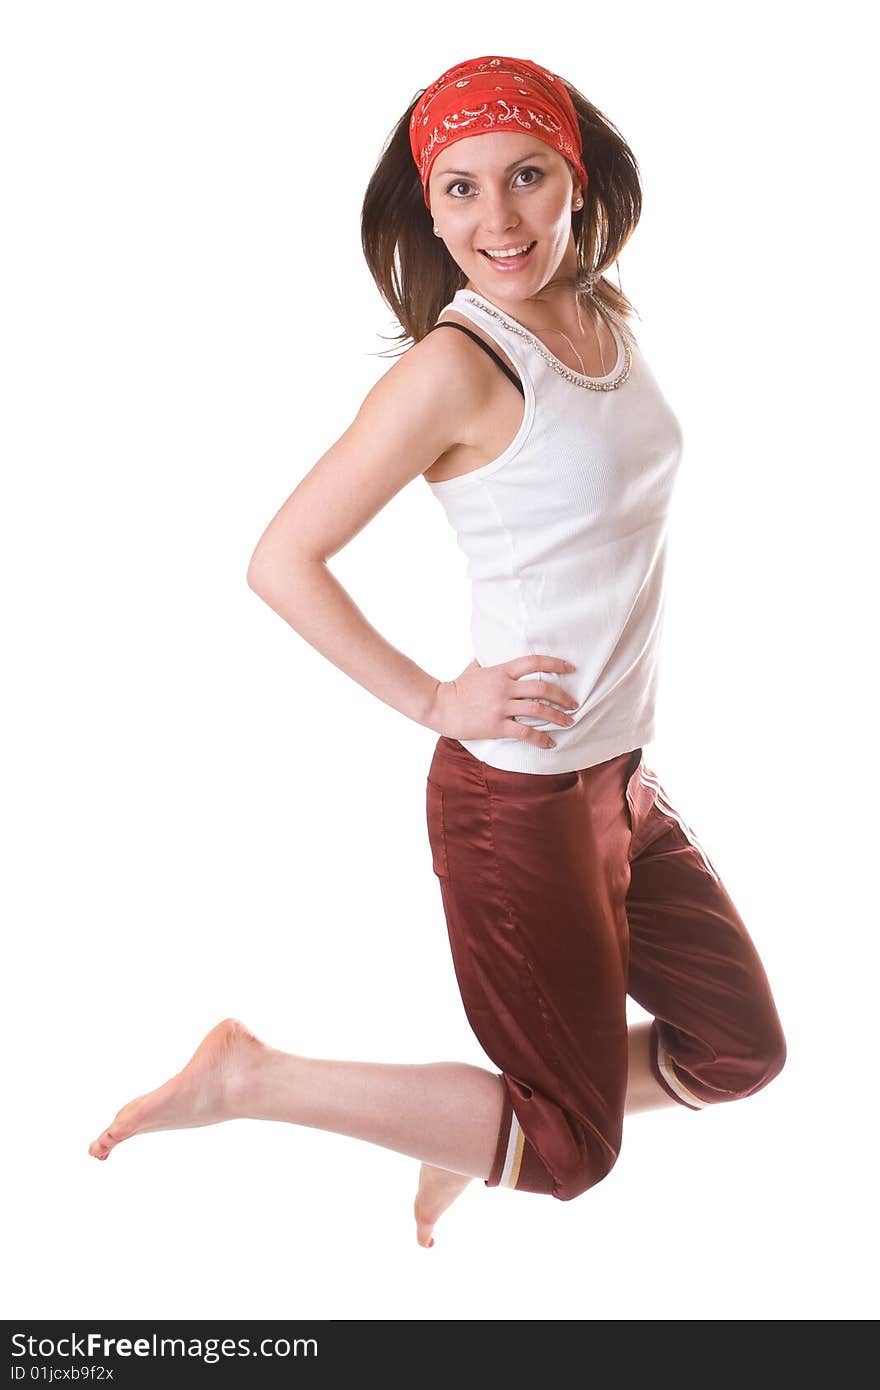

{"left": 483, "top": 242, "right": 534, "bottom": 259}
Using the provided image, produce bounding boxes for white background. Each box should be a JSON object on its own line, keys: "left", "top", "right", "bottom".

{"left": 2, "top": 0, "right": 877, "bottom": 1321}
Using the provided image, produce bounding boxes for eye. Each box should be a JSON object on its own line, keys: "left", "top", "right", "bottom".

{"left": 444, "top": 167, "right": 544, "bottom": 198}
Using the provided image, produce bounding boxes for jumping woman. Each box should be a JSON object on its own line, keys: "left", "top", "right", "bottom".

{"left": 88, "top": 53, "right": 787, "bottom": 1249}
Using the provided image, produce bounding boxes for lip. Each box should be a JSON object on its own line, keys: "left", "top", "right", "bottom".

{"left": 479, "top": 240, "right": 537, "bottom": 272}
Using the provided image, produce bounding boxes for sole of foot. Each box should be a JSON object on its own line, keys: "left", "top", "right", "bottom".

{"left": 88, "top": 1017, "right": 264, "bottom": 1161}
{"left": 414, "top": 1162, "right": 474, "bottom": 1247}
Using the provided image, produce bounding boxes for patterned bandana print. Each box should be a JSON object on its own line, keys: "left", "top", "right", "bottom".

{"left": 409, "top": 55, "right": 589, "bottom": 211}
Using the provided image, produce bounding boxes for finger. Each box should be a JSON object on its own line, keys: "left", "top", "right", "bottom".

{"left": 503, "top": 719, "right": 556, "bottom": 748}
{"left": 504, "top": 655, "right": 575, "bottom": 677}
{"left": 553, "top": 686, "right": 579, "bottom": 709}
{"left": 509, "top": 679, "right": 579, "bottom": 710}
{"left": 510, "top": 700, "right": 575, "bottom": 727}
{"left": 528, "top": 706, "right": 575, "bottom": 728}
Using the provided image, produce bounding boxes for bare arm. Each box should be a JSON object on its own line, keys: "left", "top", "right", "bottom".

{"left": 248, "top": 556, "right": 440, "bottom": 727}
{"left": 246, "top": 332, "right": 486, "bottom": 730}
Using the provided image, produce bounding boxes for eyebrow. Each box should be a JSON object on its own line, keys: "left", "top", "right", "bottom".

{"left": 437, "top": 150, "right": 550, "bottom": 179}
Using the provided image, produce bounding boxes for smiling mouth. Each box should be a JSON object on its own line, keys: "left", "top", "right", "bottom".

{"left": 479, "top": 240, "right": 537, "bottom": 260}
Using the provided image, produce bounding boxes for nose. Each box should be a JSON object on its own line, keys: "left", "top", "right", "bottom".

{"left": 480, "top": 195, "right": 522, "bottom": 240}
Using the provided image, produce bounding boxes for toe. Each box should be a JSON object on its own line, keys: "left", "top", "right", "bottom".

{"left": 89, "top": 1105, "right": 139, "bottom": 1159}
{"left": 415, "top": 1215, "right": 436, "bottom": 1248}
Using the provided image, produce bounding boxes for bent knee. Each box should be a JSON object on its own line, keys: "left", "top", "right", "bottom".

{"left": 713, "top": 1026, "right": 787, "bottom": 1102}
{"left": 552, "top": 1138, "right": 621, "bottom": 1202}
{"left": 744, "top": 1027, "right": 787, "bottom": 1097}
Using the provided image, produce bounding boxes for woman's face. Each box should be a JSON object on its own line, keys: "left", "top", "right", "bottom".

{"left": 427, "top": 131, "right": 581, "bottom": 305}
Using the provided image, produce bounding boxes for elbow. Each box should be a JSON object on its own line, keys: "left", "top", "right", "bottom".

{"left": 246, "top": 540, "right": 276, "bottom": 592}
{"left": 246, "top": 542, "right": 280, "bottom": 595}
{"left": 246, "top": 545, "right": 323, "bottom": 595}
{"left": 246, "top": 552, "right": 266, "bottom": 594}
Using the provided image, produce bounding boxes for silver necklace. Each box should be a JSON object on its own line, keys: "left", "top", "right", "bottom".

{"left": 542, "top": 326, "right": 591, "bottom": 376}
{"left": 462, "top": 293, "right": 632, "bottom": 392}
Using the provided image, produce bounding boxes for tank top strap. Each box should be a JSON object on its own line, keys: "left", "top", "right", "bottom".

{"left": 434, "top": 290, "right": 535, "bottom": 390}
{"left": 441, "top": 287, "right": 636, "bottom": 389}
{"left": 429, "top": 321, "right": 525, "bottom": 397}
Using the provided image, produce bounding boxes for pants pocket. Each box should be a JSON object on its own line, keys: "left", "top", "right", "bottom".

{"left": 426, "top": 778, "right": 449, "bottom": 878}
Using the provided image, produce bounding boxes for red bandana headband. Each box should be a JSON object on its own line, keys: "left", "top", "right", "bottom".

{"left": 409, "top": 54, "right": 588, "bottom": 212}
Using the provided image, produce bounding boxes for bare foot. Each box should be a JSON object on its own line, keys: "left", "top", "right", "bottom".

{"left": 413, "top": 1162, "right": 474, "bottom": 1248}
{"left": 88, "top": 1017, "right": 266, "bottom": 1160}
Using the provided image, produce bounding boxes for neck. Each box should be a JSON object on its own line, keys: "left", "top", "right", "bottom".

{"left": 463, "top": 274, "right": 597, "bottom": 342}
{"left": 464, "top": 241, "right": 591, "bottom": 332}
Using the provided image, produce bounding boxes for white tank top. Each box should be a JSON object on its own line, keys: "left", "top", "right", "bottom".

{"left": 425, "top": 286, "right": 684, "bottom": 774}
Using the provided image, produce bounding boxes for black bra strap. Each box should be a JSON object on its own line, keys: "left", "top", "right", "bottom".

{"left": 429, "top": 321, "right": 524, "bottom": 398}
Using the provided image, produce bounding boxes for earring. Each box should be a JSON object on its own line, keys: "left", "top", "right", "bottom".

{"left": 573, "top": 197, "right": 584, "bottom": 211}
{"left": 434, "top": 227, "right": 441, "bottom": 236}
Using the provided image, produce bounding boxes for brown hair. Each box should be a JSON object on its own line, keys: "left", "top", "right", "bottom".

{"left": 361, "top": 74, "right": 643, "bottom": 358}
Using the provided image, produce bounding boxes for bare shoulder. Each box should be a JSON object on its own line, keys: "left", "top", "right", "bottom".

{"left": 398, "top": 311, "right": 522, "bottom": 452}
{"left": 359, "top": 311, "right": 521, "bottom": 457}
{"left": 425, "top": 309, "right": 520, "bottom": 379}
{"left": 245, "top": 315, "right": 502, "bottom": 571}
{"left": 345, "top": 321, "right": 494, "bottom": 467}
{"left": 396, "top": 311, "right": 518, "bottom": 412}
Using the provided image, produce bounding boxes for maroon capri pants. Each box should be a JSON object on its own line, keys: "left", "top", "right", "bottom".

{"left": 425, "top": 735, "right": 787, "bottom": 1201}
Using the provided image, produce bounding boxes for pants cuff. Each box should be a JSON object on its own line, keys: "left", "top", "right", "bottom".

{"left": 651, "top": 1021, "right": 709, "bottom": 1111}
{"left": 485, "top": 1077, "right": 524, "bottom": 1188}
